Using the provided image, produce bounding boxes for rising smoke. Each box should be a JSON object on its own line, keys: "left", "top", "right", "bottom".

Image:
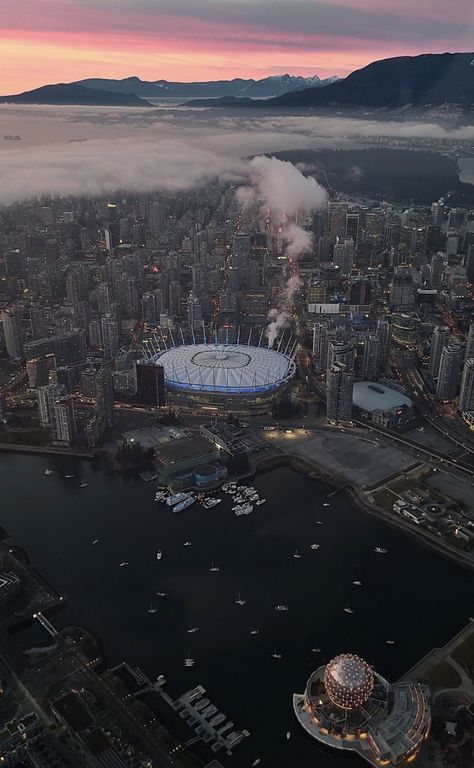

{"left": 237, "top": 156, "right": 327, "bottom": 346}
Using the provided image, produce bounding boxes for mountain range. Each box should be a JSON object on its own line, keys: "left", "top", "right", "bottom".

{"left": 0, "top": 83, "right": 151, "bottom": 107}
{"left": 184, "top": 53, "right": 474, "bottom": 110}
{"left": 73, "top": 73, "right": 339, "bottom": 99}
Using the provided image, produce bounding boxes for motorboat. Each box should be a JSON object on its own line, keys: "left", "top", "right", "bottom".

{"left": 250, "top": 629, "right": 259, "bottom": 635}
{"left": 202, "top": 497, "right": 222, "bottom": 509}
{"left": 311, "top": 648, "right": 322, "bottom": 653}
{"left": 310, "top": 544, "right": 320, "bottom": 550}
{"left": 187, "top": 627, "right": 199, "bottom": 634}
{"left": 183, "top": 541, "right": 192, "bottom": 547}
{"left": 315, "top": 520, "right": 323, "bottom": 525}
{"left": 119, "top": 561, "right": 128, "bottom": 567}
{"left": 344, "top": 603, "right": 355, "bottom": 614}
{"left": 252, "top": 759, "right": 261, "bottom": 767}
{"left": 256, "top": 498, "right": 266, "bottom": 506}
{"left": 156, "top": 592, "right": 167, "bottom": 598}
{"left": 375, "top": 547, "right": 388, "bottom": 554}
{"left": 173, "top": 496, "right": 195, "bottom": 514}
{"left": 323, "top": 502, "right": 330, "bottom": 507}
{"left": 44, "top": 469, "right": 53, "bottom": 476}
{"left": 353, "top": 580, "right": 362, "bottom": 586}
{"left": 386, "top": 640, "right": 395, "bottom": 645}
{"left": 92, "top": 539, "right": 99, "bottom": 545}
{"left": 80, "top": 480, "right": 88, "bottom": 488}
{"left": 275, "top": 605, "right": 288, "bottom": 612}
{"left": 286, "top": 731, "right": 291, "bottom": 740}
{"left": 235, "top": 593, "right": 246, "bottom": 606}
{"left": 271, "top": 653, "right": 282, "bottom": 659}
{"left": 65, "top": 474, "right": 74, "bottom": 479}
{"left": 156, "top": 550, "right": 163, "bottom": 560}
{"left": 209, "top": 561, "right": 220, "bottom": 572}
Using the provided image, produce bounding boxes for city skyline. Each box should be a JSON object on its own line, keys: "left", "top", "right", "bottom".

{"left": 2, "top": 0, "right": 474, "bottom": 92}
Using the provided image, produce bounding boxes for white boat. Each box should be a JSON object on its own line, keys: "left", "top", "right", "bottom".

{"left": 256, "top": 498, "right": 266, "bottom": 506}
{"left": 80, "top": 480, "right": 88, "bottom": 488}
{"left": 252, "top": 759, "right": 261, "bottom": 767}
{"left": 166, "top": 492, "right": 191, "bottom": 507}
{"left": 156, "top": 592, "right": 167, "bottom": 598}
{"left": 92, "top": 539, "right": 99, "bottom": 545}
{"left": 239, "top": 502, "right": 253, "bottom": 515}
{"left": 275, "top": 605, "right": 288, "bottom": 612}
{"left": 148, "top": 602, "right": 157, "bottom": 614}
{"left": 119, "top": 561, "right": 128, "bottom": 567}
{"left": 353, "top": 580, "right": 362, "bottom": 586}
{"left": 323, "top": 502, "right": 330, "bottom": 507}
{"left": 315, "top": 520, "right": 323, "bottom": 525}
{"left": 44, "top": 469, "right": 53, "bottom": 476}
{"left": 250, "top": 629, "right": 259, "bottom": 635}
{"left": 310, "top": 543, "right": 320, "bottom": 550}
{"left": 203, "top": 497, "right": 222, "bottom": 509}
{"left": 183, "top": 541, "right": 192, "bottom": 547}
{"left": 173, "top": 496, "right": 195, "bottom": 514}
{"left": 293, "top": 550, "right": 301, "bottom": 559}
{"left": 65, "top": 474, "right": 74, "bottom": 479}
{"left": 184, "top": 655, "right": 195, "bottom": 667}
{"left": 311, "top": 647, "right": 322, "bottom": 653}
{"left": 209, "top": 561, "right": 220, "bottom": 572}
{"left": 375, "top": 547, "right": 388, "bottom": 554}
{"left": 344, "top": 603, "right": 355, "bottom": 614}
{"left": 235, "top": 593, "right": 246, "bottom": 606}
{"left": 156, "top": 550, "right": 162, "bottom": 560}
{"left": 187, "top": 627, "right": 199, "bottom": 633}
{"left": 271, "top": 653, "right": 282, "bottom": 659}
{"left": 386, "top": 640, "right": 395, "bottom": 645}
{"left": 286, "top": 731, "right": 291, "bottom": 740}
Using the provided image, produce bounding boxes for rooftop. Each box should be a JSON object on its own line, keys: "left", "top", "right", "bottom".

{"left": 353, "top": 381, "right": 412, "bottom": 413}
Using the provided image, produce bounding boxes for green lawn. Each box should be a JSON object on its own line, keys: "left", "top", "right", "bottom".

{"left": 372, "top": 489, "right": 398, "bottom": 511}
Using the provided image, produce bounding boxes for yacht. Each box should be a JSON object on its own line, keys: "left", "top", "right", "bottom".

{"left": 209, "top": 561, "right": 220, "bottom": 572}
{"left": 166, "top": 492, "right": 191, "bottom": 507}
{"left": 344, "top": 603, "right": 355, "bottom": 614}
{"left": 173, "top": 496, "right": 195, "bottom": 514}
{"left": 271, "top": 653, "right": 282, "bottom": 659}
{"left": 256, "top": 498, "right": 266, "bottom": 506}
{"left": 293, "top": 550, "right": 301, "bottom": 559}
{"left": 235, "top": 593, "right": 246, "bottom": 606}
{"left": 310, "top": 543, "right": 320, "bottom": 550}
{"left": 119, "top": 561, "right": 128, "bottom": 567}
{"left": 44, "top": 469, "right": 53, "bottom": 476}
{"left": 183, "top": 541, "right": 192, "bottom": 547}
{"left": 148, "top": 602, "right": 157, "bottom": 614}
{"left": 250, "top": 629, "right": 259, "bottom": 635}
{"left": 202, "top": 497, "right": 222, "bottom": 509}
{"left": 65, "top": 474, "right": 74, "bottom": 479}
{"left": 80, "top": 480, "right": 88, "bottom": 488}
{"left": 239, "top": 502, "right": 253, "bottom": 515}
{"left": 92, "top": 539, "right": 99, "bottom": 545}
{"left": 323, "top": 502, "right": 330, "bottom": 507}
{"left": 375, "top": 547, "right": 388, "bottom": 554}
{"left": 275, "top": 605, "right": 288, "bottom": 612}
{"left": 187, "top": 627, "right": 199, "bottom": 634}
{"left": 353, "top": 580, "right": 362, "bottom": 586}
{"left": 156, "top": 550, "right": 162, "bottom": 560}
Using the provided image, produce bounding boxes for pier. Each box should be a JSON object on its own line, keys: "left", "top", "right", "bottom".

{"left": 172, "top": 685, "right": 249, "bottom": 755}
{"left": 33, "top": 611, "right": 58, "bottom": 637}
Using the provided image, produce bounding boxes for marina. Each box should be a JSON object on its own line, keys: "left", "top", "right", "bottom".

{"left": 0, "top": 456, "right": 472, "bottom": 768}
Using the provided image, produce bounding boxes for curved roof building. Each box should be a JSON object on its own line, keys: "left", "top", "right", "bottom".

{"left": 145, "top": 342, "right": 296, "bottom": 415}
{"left": 294, "top": 653, "right": 431, "bottom": 767}
{"left": 352, "top": 382, "right": 412, "bottom": 413}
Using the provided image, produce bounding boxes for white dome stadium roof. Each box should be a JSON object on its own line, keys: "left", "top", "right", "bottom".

{"left": 152, "top": 343, "right": 295, "bottom": 395}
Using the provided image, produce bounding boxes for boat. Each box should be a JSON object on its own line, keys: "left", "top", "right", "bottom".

{"left": 286, "top": 731, "right": 291, "bottom": 740}
{"left": 353, "top": 580, "right": 362, "bottom": 586}
{"left": 250, "top": 629, "right": 259, "bottom": 635}
{"left": 183, "top": 541, "right": 192, "bottom": 547}
{"left": 323, "top": 502, "right": 330, "bottom": 507}
{"left": 155, "top": 491, "right": 166, "bottom": 501}
{"left": 173, "top": 495, "right": 195, "bottom": 514}
{"left": 252, "top": 759, "right": 261, "bottom": 767}
{"left": 119, "top": 561, "right": 128, "bottom": 567}
{"left": 293, "top": 549, "right": 301, "bottom": 559}
{"left": 4, "top": 134, "right": 21, "bottom": 141}
{"left": 315, "top": 520, "right": 323, "bottom": 525}
{"left": 271, "top": 653, "right": 282, "bottom": 659}
{"left": 386, "top": 640, "right": 395, "bottom": 645}
{"left": 209, "top": 561, "right": 220, "bottom": 572}
{"left": 187, "top": 627, "right": 199, "bottom": 633}
{"left": 92, "top": 539, "right": 99, "bottom": 545}
{"left": 156, "top": 550, "right": 162, "bottom": 560}
{"left": 80, "top": 480, "right": 88, "bottom": 488}
{"left": 184, "top": 655, "right": 195, "bottom": 668}
{"left": 238, "top": 502, "right": 253, "bottom": 515}
{"left": 310, "top": 543, "right": 320, "bottom": 550}
{"left": 65, "top": 474, "right": 74, "bottom": 479}
{"left": 166, "top": 492, "right": 191, "bottom": 507}
{"left": 148, "top": 602, "right": 157, "bottom": 614}
{"left": 311, "top": 648, "right": 322, "bottom": 653}
{"left": 235, "top": 593, "right": 246, "bottom": 606}
{"left": 202, "top": 497, "right": 222, "bottom": 509}
{"left": 44, "top": 469, "right": 53, "bottom": 476}
{"left": 256, "top": 498, "right": 266, "bottom": 506}
{"left": 375, "top": 547, "right": 388, "bottom": 554}
{"left": 156, "top": 592, "right": 167, "bottom": 598}
{"left": 275, "top": 605, "right": 288, "bottom": 612}
{"left": 344, "top": 603, "right": 355, "bottom": 614}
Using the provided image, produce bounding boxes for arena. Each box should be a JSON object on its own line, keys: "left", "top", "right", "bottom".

{"left": 146, "top": 342, "right": 297, "bottom": 415}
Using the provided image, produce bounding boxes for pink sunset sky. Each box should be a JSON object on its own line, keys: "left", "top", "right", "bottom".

{"left": 2, "top": 0, "right": 474, "bottom": 92}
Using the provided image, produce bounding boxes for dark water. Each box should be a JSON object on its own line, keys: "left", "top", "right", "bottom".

{"left": 0, "top": 452, "right": 473, "bottom": 768}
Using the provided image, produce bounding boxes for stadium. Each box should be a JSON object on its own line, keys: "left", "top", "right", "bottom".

{"left": 143, "top": 341, "right": 297, "bottom": 415}
{"left": 293, "top": 653, "right": 431, "bottom": 767}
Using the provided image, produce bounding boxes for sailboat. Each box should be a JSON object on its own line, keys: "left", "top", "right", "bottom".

{"left": 344, "top": 603, "right": 355, "bottom": 614}
{"left": 235, "top": 593, "right": 246, "bottom": 606}
{"left": 156, "top": 550, "right": 162, "bottom": 560}
{"left": 148, "top": 601, "right": 157, "bottom": 614}
{"left": 184, "top": 654, "right": 195, "bottom": 668}
{"left": 209, "top": 561, "right": 220, "bottom": 572}
{"left": 293, "top": 549, "right": 301, "bottom": 559}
